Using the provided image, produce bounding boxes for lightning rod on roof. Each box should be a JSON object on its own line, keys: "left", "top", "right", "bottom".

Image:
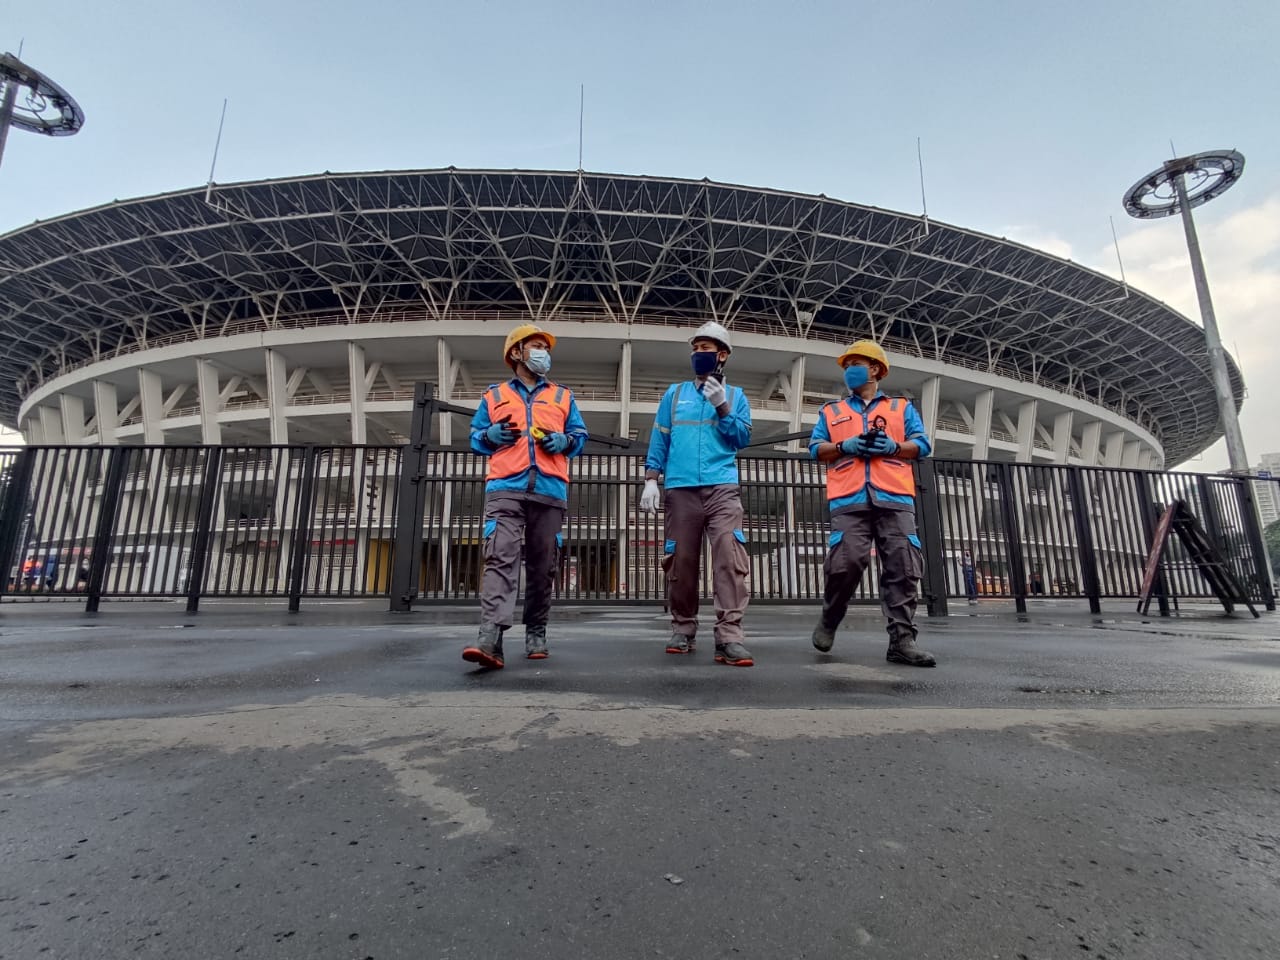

{"left": 578, "top": 84, "right": 584, "bottom": 172}
{"left": 205, "top": 98, "right": 228, "bottom": 203}
{"left": 1108, "top": 216, "right": 1130, "bottom": 298}
{"left": 916, "top": 137, "right": 930, "bottom": 235}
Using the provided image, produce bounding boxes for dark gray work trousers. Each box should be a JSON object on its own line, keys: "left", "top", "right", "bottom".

{"left": 661, "top": 484, "right": 750, "bottom": 644}
{"left": 480, "top": 493, "right": 565, "bottom": 629}
{"left": 820, "top": 505, "right": 923, "bottom": 642}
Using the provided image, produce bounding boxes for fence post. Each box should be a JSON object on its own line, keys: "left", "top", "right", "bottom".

{"left": 914, "top": 458, "right": 949, "bottom": 618}
{"left": 0, "top": 448, "right": 36, "bottom": 594}
{"left": 995, "top": 462, "right": 1028, "bottom": 614}
{"left": 1065, "top": 467, "right": 1102, "bottom": 615}
{"left": 287, "top": 445, "right": 320, "bottom": 613}
{"left": 85, "top": 446, "right": 130, "bottom": 614}
{"left": 389, "top": 382, "right": 436, "bottom": 612}
{"left": 1234, "top": 476, "right": 1277, "bottom": 612}
{"left": 1135, "top": 473, "right": 1171, "bottom": 617}
{"left": 185, "top": 447, "right": 225, "bottom": 613}
{"left": 1194, "top": 475, "right": 1227, "bottom": 553}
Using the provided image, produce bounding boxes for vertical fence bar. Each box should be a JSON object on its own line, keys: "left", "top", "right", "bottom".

{"left": 1235, "top": 476, "right": 1276, "bottom": 611}
{"left": 185, "top": 447, "right": 224, "bottom": 613}
{"left": 287, "top": 445, "right": 319, "bottom": 613}
{"left": 1135, "top": 472, "right": 1171, "bottom": 616}
{"left": 390, "top": 383, "right": 435, "bottom": 612}
{"left": 1066, "top": 467, "right": 1102, "bottom": 614}
{"left": 85, "top": 447, "right": 129, "bottom": 614}
{"left": 915, "top": 458, "right": 949, "bottom": 617}
{"left": 0, "top": 449, "right": 35, "bottom": 595}
{"left": 994, "top": 462, "right": 1028, "bottom": 613}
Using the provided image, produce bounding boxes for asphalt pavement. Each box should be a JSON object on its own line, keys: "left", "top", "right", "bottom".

{"left": 1, "top": 598, "right": 1278, "bottom": 959}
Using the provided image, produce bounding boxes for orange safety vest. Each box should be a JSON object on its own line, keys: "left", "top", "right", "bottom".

{"left": 820, "top": 396, "right": 915, "bottom": 500}
{"left": 484, "top": 380, "right": 573, "bottom": 484}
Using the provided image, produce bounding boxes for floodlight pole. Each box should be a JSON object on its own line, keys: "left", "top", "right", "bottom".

{"left": 0, "top": 52, "right": 85, "bottom": 175}
{"left": 0, "top": 79, "right": 17, "bottom": 171}
{"left": 1169, "top": 167, "right": 1250, "bottom": 474}
{"left": 1123, "top": 150, "right": 1249, "bottom": 474}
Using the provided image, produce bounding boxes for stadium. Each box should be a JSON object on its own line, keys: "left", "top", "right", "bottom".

{"left": 0, "top": 168, "right": 1240, "bottom": 464}
{"left": 0, "top": 169, "right": 1255, "bottom": 605}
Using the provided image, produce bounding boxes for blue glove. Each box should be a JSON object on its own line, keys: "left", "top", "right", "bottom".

{"left": 839, "top": 436, "right": 871, "bottom": 457}
{"left": 539, "top": 431, "right": 571, "bottom": 454}
{"left": 485, "top": 418, "right": 520, "bottom": 447}
{"left": 866, "top": 434, "right": 900, "bottom": 457}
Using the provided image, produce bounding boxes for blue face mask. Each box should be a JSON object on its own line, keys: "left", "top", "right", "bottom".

{"left": 843, "top": 364, "right": 870, "bottom": 392}
{"left": 524, "top": 348, "right": 551, "bottom": 376}
{"left": 691, "top": 351, "right": 720, "bottom": 377}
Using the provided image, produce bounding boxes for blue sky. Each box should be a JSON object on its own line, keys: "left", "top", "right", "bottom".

{"left": 3, "top": 0, "right": 1278, "bottom": 468}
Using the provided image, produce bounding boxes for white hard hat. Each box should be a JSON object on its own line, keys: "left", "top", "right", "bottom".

{"left": 689, "top": 321, "right": 732, "bottom": 354}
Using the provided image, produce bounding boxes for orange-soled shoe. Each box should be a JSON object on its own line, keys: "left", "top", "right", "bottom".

{"left": 714, "top": 642, "right": 754, "bottom": 667}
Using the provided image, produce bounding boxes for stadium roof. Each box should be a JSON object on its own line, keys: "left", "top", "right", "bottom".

{"left": 0, "top": 168, "right": 1242, "bottom": 461}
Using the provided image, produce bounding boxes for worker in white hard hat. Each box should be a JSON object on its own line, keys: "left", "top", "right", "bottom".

{"left": 639, "top": 321, "right": 755, "bottom": 666}
{"left": 807, "top": 339, "right": 936, "bottom": 667}
{"left": 461, "top": 324, "right": 588, "bottom": 670}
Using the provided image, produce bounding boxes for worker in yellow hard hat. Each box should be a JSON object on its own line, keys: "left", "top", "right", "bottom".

{"left": 461, "top": 323, "right": 588, "bottom": 670}
{"left": 807, "top": 338, "right": 937, "bottom": 667}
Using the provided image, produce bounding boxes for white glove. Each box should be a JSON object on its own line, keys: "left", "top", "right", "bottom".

{"left": 700, "top": 377, "right": 727, "bottom": 410}
{"left": 639, "top": 478, "right": 661, "bottom": 513}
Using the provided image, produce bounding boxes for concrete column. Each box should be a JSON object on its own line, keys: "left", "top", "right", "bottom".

{"left": 60, "top": 395, "right": 87, "bottom": 444}
{"left": 39, "top": 406, "right": 65, "bottom": 444}
{"left": 971, "top": 389, "right": 995, "bottom": 460}
{"left": 93, "top": 381, "right": 119, "bottom": 445}
{"left": 348, "top": 342, "right": 367, "bottom": 445}
{"left": 616, "top": 339, "right": 634, "bottom": 593}
{"left": 137, "top": 368, "right": 165, "bottom": 445}
{"left": 1080, "top": 421, "right": 1102, "bottom": 465}
{"left": 1015, "top": 399, "right": 1037, "bottom": 463}
{"left": 1137, "top": 450, "right": 1155, "bottom": 470}
{"left": 617, "top": 340, "right": 633, "bottom": 439}
{"left": 1103, "top": 430, "right": 1125, "bottom": 468}
{"left": 25, "top": 415, "right": 46, "bottom": 445}
{"left": 436, "top": 339, "right": 457, "bottom": 446}
{"left": 1051, "top": 411, "right": 1073, "bottom": 464}
{"left": 1122, "top": 440, "right": 1141, "bottom": 469}
{"left": 787, "top": 355, "right": 806, "bottom": 451}
{"left": 919, "top": 376, "right": 941, "bottom": 443}
{"left": 196, "top": 359, "right": 223, "bottom": 445}
{"left": 265, "top": 348, "right": 290, "bottom": 445}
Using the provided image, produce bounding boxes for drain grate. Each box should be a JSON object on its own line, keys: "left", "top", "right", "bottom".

{"left": 1017, "top": 685, "right": 1112, "bottom": 695}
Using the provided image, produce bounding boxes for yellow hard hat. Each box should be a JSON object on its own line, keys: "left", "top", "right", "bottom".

{"left": 837, "top": 339, "right": 889, "bottom": 377}
{"left": 503, "top": 324, "right": 557, "bottom": 367}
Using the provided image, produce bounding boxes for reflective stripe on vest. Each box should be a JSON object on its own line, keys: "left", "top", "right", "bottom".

{"left": 820, "top": 396, "right": 915, "bottom": 499}
{"left": 486, "top": 380, "right": 573, "bottom": 484}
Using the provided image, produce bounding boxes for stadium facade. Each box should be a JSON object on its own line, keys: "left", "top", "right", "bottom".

{"left": 4, "top": 169, "right": 1267, "bottom": 608}
{"left": 0, "top": 169, "right": 1242, "bottom": 466}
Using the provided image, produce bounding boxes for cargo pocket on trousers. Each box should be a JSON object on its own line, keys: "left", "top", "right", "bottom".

{"left": 906, "top": 532, "right": 923, "bottom": 580}
{"left": 732, "top": 529, "right": 750, "bottom": 584}
{"left": 482, "top": 518, "right": 498, "bottom": 561}
{"left": 824, "top": 529, "right": 848, "bottom": 577}
{"left": 660, "top": 539, "right": 676, "bottom": 578}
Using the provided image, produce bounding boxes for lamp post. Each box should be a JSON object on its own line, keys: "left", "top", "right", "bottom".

{"left": 0, "top": 52, "right": 84, "bottom": 173}
{"left": 1122, "top": 150, "right": 1248, "bottom": 473}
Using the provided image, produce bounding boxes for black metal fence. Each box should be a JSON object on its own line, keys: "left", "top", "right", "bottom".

{"left": 1, "top": 392, "right": 1276, "bottom": 616}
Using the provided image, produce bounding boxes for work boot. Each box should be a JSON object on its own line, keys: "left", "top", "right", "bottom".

{"left": 811, "top": 621, "right": 836, "bottom": 653}
{"left": 525, "top": 624, "right": 548, "bottom": 660}
{"left": 462, "top": 624, "right": 505, "bottom": 670}
{"left": 714, "top": 641, "right": 754, "bottom": 667}
{"left": 665, "top": 633, "right": 696, "bottom": 655}
{"left": 886, "top": 634, "right": 936, "bottom": 668}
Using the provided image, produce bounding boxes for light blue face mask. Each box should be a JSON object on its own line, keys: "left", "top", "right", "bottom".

{"left": 525, "top": 348, "right": 552, "bottom": 376}
{"left": 843, "top": 364, "right": 870, "bottom": 392}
